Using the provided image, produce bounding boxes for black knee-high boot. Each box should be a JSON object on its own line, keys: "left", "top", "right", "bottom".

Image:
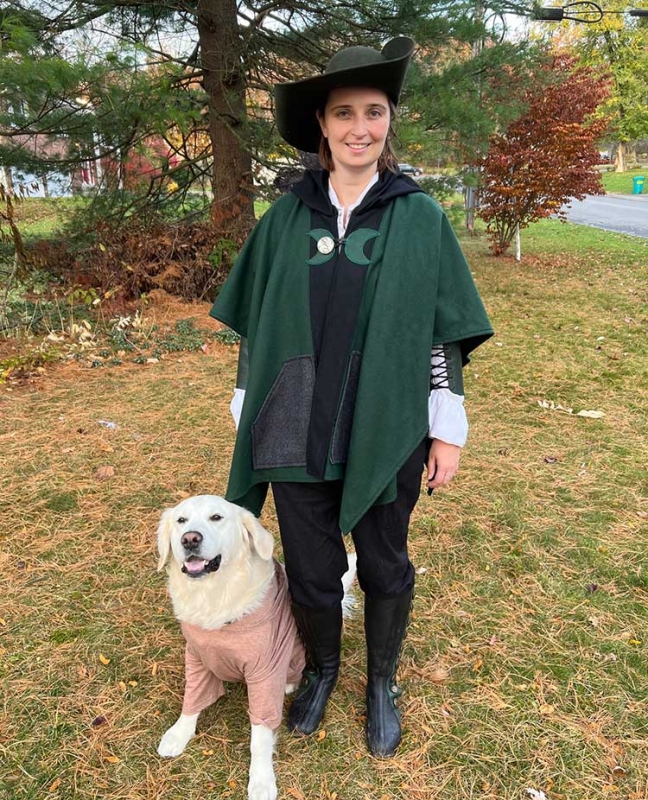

{"left": 364, "top": 587, "right": 413, "bottom": 757}
{"left": 288, "top": 603, "right": 343, "bottom": 735}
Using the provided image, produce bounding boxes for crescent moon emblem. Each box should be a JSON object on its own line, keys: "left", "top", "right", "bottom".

{"left": 344, "top": 228, "right": 380, "bottom": 266}
{"left": 306, "top": 228, "right": 335, "bottom": 266}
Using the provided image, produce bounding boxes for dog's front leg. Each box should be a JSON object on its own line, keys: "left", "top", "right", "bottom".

{"left": 157, "top": 712, "right": 200, "bottom": 757}
{"left": 247, "top": 724, "right": 277, "bottom": 800}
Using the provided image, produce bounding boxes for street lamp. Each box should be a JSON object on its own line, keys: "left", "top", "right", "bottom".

{"left": 533, "top": 2, "right": 648, "bottom": 22}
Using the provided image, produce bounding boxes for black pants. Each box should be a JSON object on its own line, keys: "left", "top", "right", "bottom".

{"left": 272, "top": 439, "right": 430, "bottom": 609}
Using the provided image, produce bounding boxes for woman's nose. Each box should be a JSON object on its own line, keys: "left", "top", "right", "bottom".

{"left": 349, "top": 113, "right": 367, "bottom": 134}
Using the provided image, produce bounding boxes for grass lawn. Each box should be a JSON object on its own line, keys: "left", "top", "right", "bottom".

{"left": 1, "top": 219, "right": 647, "bottom": 799}
{"left": 600, "top": 170, "right": 647, "bottom": 196}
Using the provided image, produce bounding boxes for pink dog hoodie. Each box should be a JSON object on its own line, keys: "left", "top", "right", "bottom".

{"left": 180, "top": 561, "right": 305, "bottom": 729}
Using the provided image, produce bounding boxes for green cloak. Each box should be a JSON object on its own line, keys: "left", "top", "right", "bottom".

{"left": 210, "top": 189, "right": 493, "bottom": 532}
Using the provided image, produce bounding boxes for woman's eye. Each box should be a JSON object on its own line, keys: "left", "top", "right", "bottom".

{"left": 210, "top": 514, "right": 223, "bottom": 522}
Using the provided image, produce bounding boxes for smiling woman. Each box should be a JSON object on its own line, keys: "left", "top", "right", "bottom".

{"left": 209, "top": 36, "right": 493, "bottom": 759}
{"left": 316, "top": 88, "right": 395, "bottom": 183}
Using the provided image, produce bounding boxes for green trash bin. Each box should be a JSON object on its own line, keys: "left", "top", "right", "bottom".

{"left": 633, "top": 175, "right": 645, "bottom": 194}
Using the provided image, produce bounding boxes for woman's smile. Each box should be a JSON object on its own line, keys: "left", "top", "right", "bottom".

{"left": 318, "top": 86, "right": 391, "bottom": 175}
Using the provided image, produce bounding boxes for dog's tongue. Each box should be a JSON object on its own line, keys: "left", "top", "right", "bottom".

{"left": 184, "top": 558, "right": 207, "bottom": 574}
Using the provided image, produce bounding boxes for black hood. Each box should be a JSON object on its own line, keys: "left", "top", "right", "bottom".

{"left": 291, "top": 168, "right": 424, "bottom": 218}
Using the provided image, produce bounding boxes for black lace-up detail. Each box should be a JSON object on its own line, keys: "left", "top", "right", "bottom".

{"left": 430, "top": 344, "right": 451, "bottom": 391}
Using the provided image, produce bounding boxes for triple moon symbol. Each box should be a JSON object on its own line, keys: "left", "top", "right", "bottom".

{"left": 306, "top": 228, "right": 380, "bottom": 266}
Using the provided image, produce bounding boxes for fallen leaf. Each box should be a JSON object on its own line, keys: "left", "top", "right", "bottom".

{"left": 202, "top": 749, "right": 214, "bottom": 756}
{"left": 538, "top": 399, "right": 573, "bottom": 414}
{"left": 429, "top": 667, "right": 450, "bottom": 683}
{"left": 98, "top": 653, "right": 110, "bottom": 666}
{"left": 48, "top": 779, "right": 62, "bottom": 792}
{"left": 317, "top": 729, "right": 327, "bottom": 741}
{"left": 91, "top": 716, "right": 107, "bottom": 728}
{"left": 104, "top": 755, "right": 120, "bottom": 764}
{"left": 586, "top": 583, "right": 599, "bottom": 593}
{"left": 95, "top": 465, "right": 115, "bottom": 481}
{"left": 539, "top": 704, "right": 554, "bottom": 715}
{"left": 128, "top": 680, "right": 137, "bottom": 687}
{"left": 0, "top": 618, "right": 6, "bottom": 626}
{"left": 228, "top": 780, "right": 237, "bottom": 789}
{"left": 612, "top": 765, "right": 626, "bottom": 778}
{"left": 576, "top": 409, "right": 605, "bottom": 418}
{"left": 151, "top": 662, "right": 158, "bottom": 676}
{"left": 628, "top": 639, "right": 642, "bottom": 646}
{"left": 543, "top": 455, "right": 558, "bottom": 464}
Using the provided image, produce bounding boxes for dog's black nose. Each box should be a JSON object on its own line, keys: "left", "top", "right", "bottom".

{"left": 181, "top": 531, "right": 203, "bottom": 550}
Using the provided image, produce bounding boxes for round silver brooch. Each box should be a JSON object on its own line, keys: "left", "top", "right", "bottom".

{"left": 317, "top": 236, "right": 335, "bottom": 255}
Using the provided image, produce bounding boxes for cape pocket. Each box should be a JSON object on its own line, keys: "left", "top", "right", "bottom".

{"left": 251, "top": 356, "right": 315, "bottom": 469}
{"left": 330, "top": 350, "right": 362, "bottom": 465}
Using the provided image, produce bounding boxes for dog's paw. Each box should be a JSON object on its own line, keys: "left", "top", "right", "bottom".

{"left": 157, "top": 715, "right": 198, "bottom": 758}
{"left": 247, "top": 773, "right": 277, "bottom": 800}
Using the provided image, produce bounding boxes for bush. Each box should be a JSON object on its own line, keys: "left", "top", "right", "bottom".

{"left": 52, "top": 215, "right": 238, "bottom": 302}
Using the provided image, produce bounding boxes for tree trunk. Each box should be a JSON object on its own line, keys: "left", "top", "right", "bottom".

{"left": 0, "top": 166, "right": 14, "bottom": 196}
{"left": 197, "top": 0, "right": 254, "bottom": 236}
{"left": 614, "top": 141, "right": 627, "bottom": 173}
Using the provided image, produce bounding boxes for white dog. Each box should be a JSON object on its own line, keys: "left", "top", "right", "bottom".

{"left": 156, "top": 494, "right": 305, "bottom": 800}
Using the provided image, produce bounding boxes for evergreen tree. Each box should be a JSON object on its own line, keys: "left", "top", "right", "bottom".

{"left": 1, "top": 0, "right": 541, "bottom": 237}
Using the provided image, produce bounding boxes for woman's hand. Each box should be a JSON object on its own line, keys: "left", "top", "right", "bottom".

{"left": 426, "top": 439, "right": 461, "bottom": 490}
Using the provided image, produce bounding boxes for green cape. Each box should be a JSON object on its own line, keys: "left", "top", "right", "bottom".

{"left": 210, "top": 190, "right": 493, "bottom": 532}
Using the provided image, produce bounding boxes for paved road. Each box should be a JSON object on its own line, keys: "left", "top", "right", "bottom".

{"left": 563, "top": 193, "right": 648, "bottom": 238}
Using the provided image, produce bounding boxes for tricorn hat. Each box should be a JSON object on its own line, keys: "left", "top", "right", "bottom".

{"left": 274, "top": 37, "right": 415, "bottom": 154}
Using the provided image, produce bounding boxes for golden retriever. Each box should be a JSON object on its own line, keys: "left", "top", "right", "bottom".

{"left": 156, "top": 495, "right": 355, "bottom": 800}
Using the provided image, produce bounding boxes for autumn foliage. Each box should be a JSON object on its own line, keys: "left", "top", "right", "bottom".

{"left": 475, "top": 55, "right": 610, "bottom": 255}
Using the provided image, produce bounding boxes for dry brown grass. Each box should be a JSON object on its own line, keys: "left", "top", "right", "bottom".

{"left": 1, "top": 222, "right": 648, "bottom": 799}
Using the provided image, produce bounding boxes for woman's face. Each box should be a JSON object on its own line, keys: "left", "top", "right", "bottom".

{"left": 317, "top": 86, "right": 391, "bottom": 174}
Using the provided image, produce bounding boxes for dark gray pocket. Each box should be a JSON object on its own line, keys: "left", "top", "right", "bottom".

{"left": 252, "top": 356, "right": 315, "bottom": 469}
{"left": 330, "top": 351, "right": 362, "bottom": 465}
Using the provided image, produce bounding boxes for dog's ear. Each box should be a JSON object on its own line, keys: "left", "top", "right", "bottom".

{"left": 156, "top": 508, "right": 175, "bottom": 571}
{"left": 239, "top": 509, "right": 274, "bottom": 561}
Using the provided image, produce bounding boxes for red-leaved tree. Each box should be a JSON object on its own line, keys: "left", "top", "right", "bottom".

{"left": 475, "top": 55, "right": 610, "bottom": 255}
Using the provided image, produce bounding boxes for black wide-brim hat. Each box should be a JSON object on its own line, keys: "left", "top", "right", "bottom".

{"left": 274, "top": 36, "right": 415, "bottom": 154}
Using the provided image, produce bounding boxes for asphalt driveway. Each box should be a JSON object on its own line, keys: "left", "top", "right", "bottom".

{"left": 563, "top": 193, "right": 648, "bottom": 238}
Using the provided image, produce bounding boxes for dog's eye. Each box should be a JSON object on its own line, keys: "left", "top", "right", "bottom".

{"left": 210, "top": 514, "right": 222, "bottom": 522}
{"left": 177, "top": 517, "right": 187, "bottom": 524}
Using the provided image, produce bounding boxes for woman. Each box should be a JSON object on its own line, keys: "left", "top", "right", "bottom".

{"left": 210, "top": 37, "right": 493, "bottom": 757}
